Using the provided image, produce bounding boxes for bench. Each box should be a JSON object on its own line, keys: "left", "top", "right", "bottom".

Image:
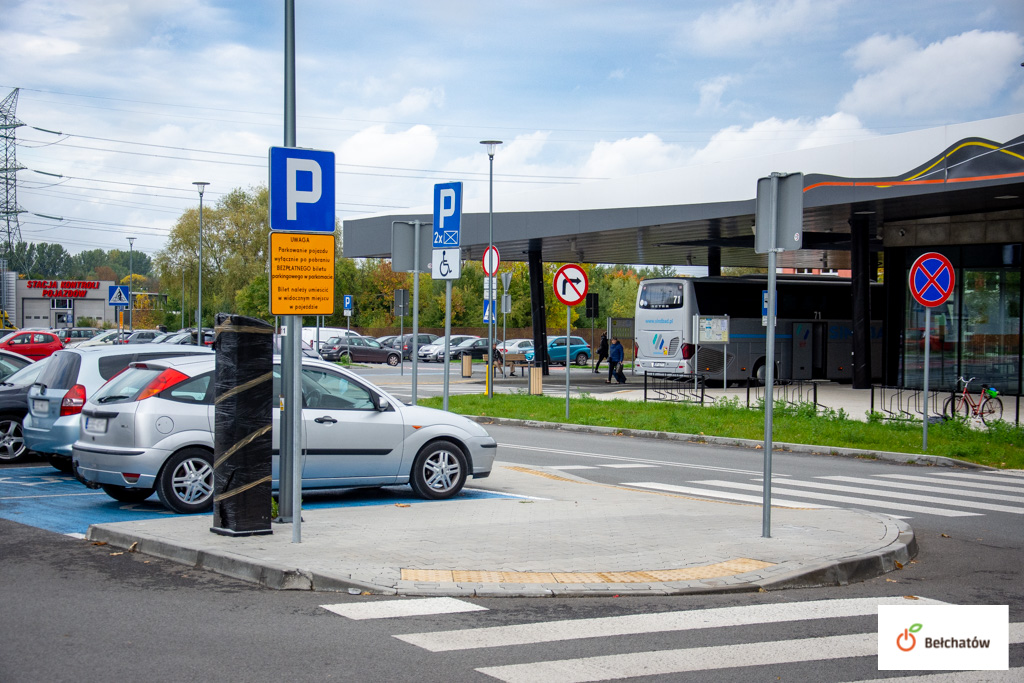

{"left": 502, "top": 353, "right": 530, "bottom": 377}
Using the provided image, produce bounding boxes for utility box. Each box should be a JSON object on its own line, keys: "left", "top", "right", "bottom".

{"left": 461, "top": 354, "right": 473, "bottom": 377}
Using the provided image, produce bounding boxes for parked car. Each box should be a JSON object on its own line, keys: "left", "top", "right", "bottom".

{"left": 375, "top": 335, "right": 398, "bottom": 348}
{"left": 450, "top": 336, "right": 492, "bottom": 360}
{"left": 124, "top": 329, "right": 161, "bottom": 344}
{"left": 396, "top": 333, "right": 439, "bottom": 360}
{"left": 55, "top": 327, "right": 101, "bottom": 347}
{"left": 525, "top": 335, "right": 591, "bottom": 366}
{"left": 0, "top": 349, "right": 33, "bottom": 382}
{"left": 418, "top": 335, "right": 479, "bottom": 362}
{"left": 497, "top": 338, "right": 534, "bottom": 355}
{"left": 23, "top": 344, "right": 214, "bottom": 472}
{"left": 77, "top": 329, "right": 122, "bottom": 347}
{"left": 0, "top": 356, "right": 51, "bottom": 462}
{"left": 320, "top": 336, "right": 401, "bottom": 365}
{"left": 72, "top": 355, "right": 497, "bottom": 513}
{"left": 271, "top": 334, "right": 323, "bottom": 359}
{"left": 301, "top": 326, "right": 359, "bottom": 352}
{"left": 0, "top": 330, "right": 63, "bottom": 360}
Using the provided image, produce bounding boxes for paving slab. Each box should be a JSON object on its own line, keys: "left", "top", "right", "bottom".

{"left": 86, "top": 464, "right": 915, "bottom": 597}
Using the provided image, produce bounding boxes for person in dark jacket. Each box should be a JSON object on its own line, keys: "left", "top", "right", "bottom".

{"left": 594, "top": 333, "right": 609, "bottom": 373}
{"left": 607, "top": 338, "right": 625, "bottom": 384}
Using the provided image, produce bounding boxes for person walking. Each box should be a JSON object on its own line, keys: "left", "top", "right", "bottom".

{"left": 607, "top": 337, "right": 625, "bottom": 384}
{"left": 594, "top": 332, "right": 609, "bottom": 373}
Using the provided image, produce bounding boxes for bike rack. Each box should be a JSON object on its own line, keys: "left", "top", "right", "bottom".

{"left": 745, "top": 377, "right": 823, "bottom": 412}
{"left": 643, "top": 372, "right": 710, "bottom": 405}
{"left": 869, "top": 385, "right": 948, "bottom": 422}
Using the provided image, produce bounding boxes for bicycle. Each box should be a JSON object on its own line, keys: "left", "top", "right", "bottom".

{"left": 942, "top": 376, "right": 1003, "bottom": 425}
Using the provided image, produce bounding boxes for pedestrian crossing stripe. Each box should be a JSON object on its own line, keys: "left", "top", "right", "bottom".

{"left": 321, "top": 597, "right": 487, "bottom": 620}
{"left": 394, "top": 596, "right": 947, "bottom": 652}
{"left": 821, "top": 476, "right": 1024, "bottom": 504}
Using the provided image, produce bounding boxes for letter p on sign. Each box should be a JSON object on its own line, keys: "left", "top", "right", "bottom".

{"left": 269, "top": 147, "right": 336, "bottom": 232}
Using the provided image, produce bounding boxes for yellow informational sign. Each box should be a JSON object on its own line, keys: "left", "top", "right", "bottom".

{"left": 269, "top": 231, "right": 335, "bottom": 315}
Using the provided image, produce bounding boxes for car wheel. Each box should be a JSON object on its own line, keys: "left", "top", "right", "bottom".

{"left": 101, "top": 484, "right": 155, "bottom": 503}
{"left": 410, "top": 440, "right": 467, "bottom": 500}
{"left": 386, "top": 353, "right": 400, "bottom": 367}
{"left": 157, "top": 448, "right": 215, "bottom": 514}
{"left": 47, "top": 454, "right": 73, "bottom": 473}
{"left": 574, "top": 352, "right": 588, "bottom": 366}
{"left": 0, "top": 414, "right": 27, "bottom": 462}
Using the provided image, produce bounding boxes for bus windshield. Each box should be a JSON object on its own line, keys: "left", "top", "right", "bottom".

{"left": 638, "top": 282, "right": 685, "bottom": 310}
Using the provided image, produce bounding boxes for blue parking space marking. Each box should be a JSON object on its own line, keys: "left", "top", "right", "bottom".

{"left": 1, "top": 467, "right": 521, "bottom": 536}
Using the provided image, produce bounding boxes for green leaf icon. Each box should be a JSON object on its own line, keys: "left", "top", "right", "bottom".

{"left": 909, "top": 623, "right": 923, "bottom": 633}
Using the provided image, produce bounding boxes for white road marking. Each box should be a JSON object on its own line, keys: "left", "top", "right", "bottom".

{"left": 321, "top": 597, "right": 487, "bottom": 620}
{"left": 877, "top": 474, "right": 1024, "bottom": 494}
{"left": 548, "top": 466, "right": 599, "bottom": 471}
{"left": 395, "top": 596, "right": 941, "bottom": 652}
{"left": 500, "top": 443, "right": 776, "bottom": 476}
{"left": 821, "top": 475, "right": 1024, "bottom": 504}
{"left": 596, "top": 463, "right": 659, "bottom": 469}
{"left": 744, "top": 478, "right": 1024, "bottom": 514}
{"left": 687, "top": 480, "right": 981, "bottom": 517}
{"left": 612, "top": 481, "right": 832, "bottom": 508}
{"left": 929, "top": 471, "right": 1024, "bottom": 486}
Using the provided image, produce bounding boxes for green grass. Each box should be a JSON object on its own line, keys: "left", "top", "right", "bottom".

{"left": 419, "top": 393, "right": 1024, "bottom": 469}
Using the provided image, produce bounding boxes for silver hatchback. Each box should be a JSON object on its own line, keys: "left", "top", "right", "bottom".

{"left": 73, "top": 355, "right": 497, "bottom": 513}
{"left": 24, "top": 344, "right": 214, "bottom": 472}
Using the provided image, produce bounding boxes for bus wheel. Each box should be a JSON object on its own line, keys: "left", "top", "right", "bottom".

{"left": 753, "top": 359, "right": 779, "bottom": 384}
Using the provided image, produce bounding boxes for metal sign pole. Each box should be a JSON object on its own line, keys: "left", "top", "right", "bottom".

{"left": 923, "top": 307, "right": 931, "bottom": 451}
{"left": 565, "top": 305, "right": 571, "bottom": 420}
{"left": 443, "top": 280, "right": 452, "bottom": 411}
{"left": 411, "top": 220, "right": 420, "bottom": 406}
{"left": 762, "top": 174, "right": 779, "bottom": 539}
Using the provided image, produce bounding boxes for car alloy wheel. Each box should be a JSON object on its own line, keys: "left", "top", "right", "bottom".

{"left": 410, "top": 440, "right": 467, "bottom": 500}
{"left": 574, "top": 352, "right": 588, "bottom": 366}
{"left": 387, "top": 353, "right": 400, "bottom": 366}
{"left": 0, "top": 416, "right": 27, "bottom": 462}
{"left": 157, "top": 448, "right": 215, "bottom": 514}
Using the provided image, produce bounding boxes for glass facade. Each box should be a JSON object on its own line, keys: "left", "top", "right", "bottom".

{"left": 903, "top": 246, "right": 1022, "bottom": 394}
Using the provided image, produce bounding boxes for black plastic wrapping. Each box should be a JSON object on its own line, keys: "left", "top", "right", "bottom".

{"left": 210, "top": 312, "right": 274, "bottom": 536}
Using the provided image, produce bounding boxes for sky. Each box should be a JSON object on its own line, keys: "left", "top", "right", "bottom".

{"left": 2, "top": 0, "right": 1023, "bottom": 261}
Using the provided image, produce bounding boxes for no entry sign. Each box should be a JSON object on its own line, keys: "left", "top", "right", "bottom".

{"left": 909, "top": 252, "right": 955, "bottom": 307}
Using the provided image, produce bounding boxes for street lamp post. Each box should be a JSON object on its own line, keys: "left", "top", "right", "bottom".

{"left": 127, "top": 237, "right": 135, "bottom": 332}
{"left": 192, "top": 181, "right": 209, "bottom": 346}
{"left": 480, "top": 140, "right": 502, "bottom": 398}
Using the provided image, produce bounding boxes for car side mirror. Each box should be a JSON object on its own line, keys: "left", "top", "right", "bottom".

{"left": 376, "top": 396, "right": 391, "bottom": 412}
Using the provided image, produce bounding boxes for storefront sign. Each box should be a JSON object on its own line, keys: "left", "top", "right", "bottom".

{"left": 26, "top": 280, "right": 102, "bottom": 298}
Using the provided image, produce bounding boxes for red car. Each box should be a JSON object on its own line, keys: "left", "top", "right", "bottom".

{"left": 0, "top": 330, "right": 63, "bottom": 360}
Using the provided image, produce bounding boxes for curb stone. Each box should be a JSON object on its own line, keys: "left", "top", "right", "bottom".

{"left": 467, "top": 415, "right": 996, "bottom": 470}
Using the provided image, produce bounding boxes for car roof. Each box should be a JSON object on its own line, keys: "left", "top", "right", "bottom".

{"left": 64, "top": 342, "right": 215, "bottom": 358}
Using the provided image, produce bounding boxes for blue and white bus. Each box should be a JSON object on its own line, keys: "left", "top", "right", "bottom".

{"left": 634, "top": 276, "right": 882, "bottom": 384}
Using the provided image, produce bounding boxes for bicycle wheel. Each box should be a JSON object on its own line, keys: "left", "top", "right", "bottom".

{"left": 979, "top": 396, "right": 1003, "bottom": 425}
{"left": 943, "top": 395, "right": 968, "bottom": 421}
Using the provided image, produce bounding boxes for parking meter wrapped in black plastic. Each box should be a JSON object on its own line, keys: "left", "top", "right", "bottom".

{"left": 210, "top": 313, "right": 274, "bottom": 537}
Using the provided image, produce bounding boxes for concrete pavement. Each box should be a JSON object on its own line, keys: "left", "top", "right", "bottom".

{"left": 86, "top": 461, "right": 916, "bottom": 597}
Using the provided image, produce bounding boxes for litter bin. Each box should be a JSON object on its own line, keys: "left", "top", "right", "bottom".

{"left": 461, "top": 354, "right": 473, "bottom": 378}
{"left": 529, "top": 362, "right": 543, "bottom": 395}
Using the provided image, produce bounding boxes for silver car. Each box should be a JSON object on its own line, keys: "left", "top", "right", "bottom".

{"left": 24, "top": 344, "right": 214, "bottom": 472}
{"left": 73, "top": 355, "right": 497, "bottom": 513}
{"left": 418, "top": 335, "right": 479, "bottom": 362}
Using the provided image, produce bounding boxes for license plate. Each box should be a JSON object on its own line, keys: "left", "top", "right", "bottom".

{"left": 33, "top": 399, "right": 48, "bottom": 414}
{"left": 85, "top": 416, "right": 108, "bottom": 433}
{"left": 652, "top": 362, "right": 664, "bottom": 367}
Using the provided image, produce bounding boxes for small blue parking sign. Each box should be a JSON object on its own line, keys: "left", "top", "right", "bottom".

{"left": 269, "top": 147, "right": 336, "bottom": 232}
{"left": 433, "top": 182, "right": 462, "bottom": 247}
{"left": 343, "top": 294, "right": 353, "bottom": 311}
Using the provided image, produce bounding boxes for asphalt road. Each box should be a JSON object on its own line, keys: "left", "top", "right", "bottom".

{"left": 2, "top": 422, "right": 1022, "bottom": 681}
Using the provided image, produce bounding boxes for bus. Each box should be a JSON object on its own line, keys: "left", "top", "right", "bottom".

{"left": 634, "top": 276, "right": 883, "bottom": 384}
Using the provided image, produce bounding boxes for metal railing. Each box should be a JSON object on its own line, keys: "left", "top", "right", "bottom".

{"left": 869, "top": 385, "right": 947, "bottom": 422}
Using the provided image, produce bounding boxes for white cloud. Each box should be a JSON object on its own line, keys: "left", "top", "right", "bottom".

{"left": 839, "top": 30, "right": 1024, "bottom": 117}
{"left": 697, "top": 75, "right": 738, "bottom": 114}
{"left": 688, "top": 113, "right": 874, "bottom": 165}
{"left": 608, "top": 68, "right": 627, "bottom": 80}
{"left": 686, "top": 0, "right": 842, "bottom": 54}
{"left": 579, "top": 134, "right": 689, "bottom": 179}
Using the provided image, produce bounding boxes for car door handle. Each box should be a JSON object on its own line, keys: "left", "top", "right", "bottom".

{"left": 313, "top": 415, "right": 338, "bottom": 424}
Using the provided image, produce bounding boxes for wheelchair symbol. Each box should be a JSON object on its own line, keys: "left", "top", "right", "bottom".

{"left": 439, "top": 250, "right": 452, "bottom": 277}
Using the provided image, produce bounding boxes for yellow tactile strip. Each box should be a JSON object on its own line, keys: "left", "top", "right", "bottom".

{"left": 402, "top": 558, "right": 775, "bottom": 584}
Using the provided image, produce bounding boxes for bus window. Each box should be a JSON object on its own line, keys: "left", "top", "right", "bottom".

{"left": 638, "top": 282, "right": 685, "bottom": 309}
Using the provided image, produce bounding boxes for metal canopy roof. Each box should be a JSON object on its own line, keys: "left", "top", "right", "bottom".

{"left": 342, "top": 114, "right": 1024, "bottom": 268}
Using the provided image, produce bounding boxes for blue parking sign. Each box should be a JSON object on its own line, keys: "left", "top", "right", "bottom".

{"left": 433, "top": 182, "right": 462, "bottom": 247}
{"left": 269, "top": 147, "right": 336, "bottom": 232}
{"left": 343, "top": 294, "right": 353, "bottom": 311}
